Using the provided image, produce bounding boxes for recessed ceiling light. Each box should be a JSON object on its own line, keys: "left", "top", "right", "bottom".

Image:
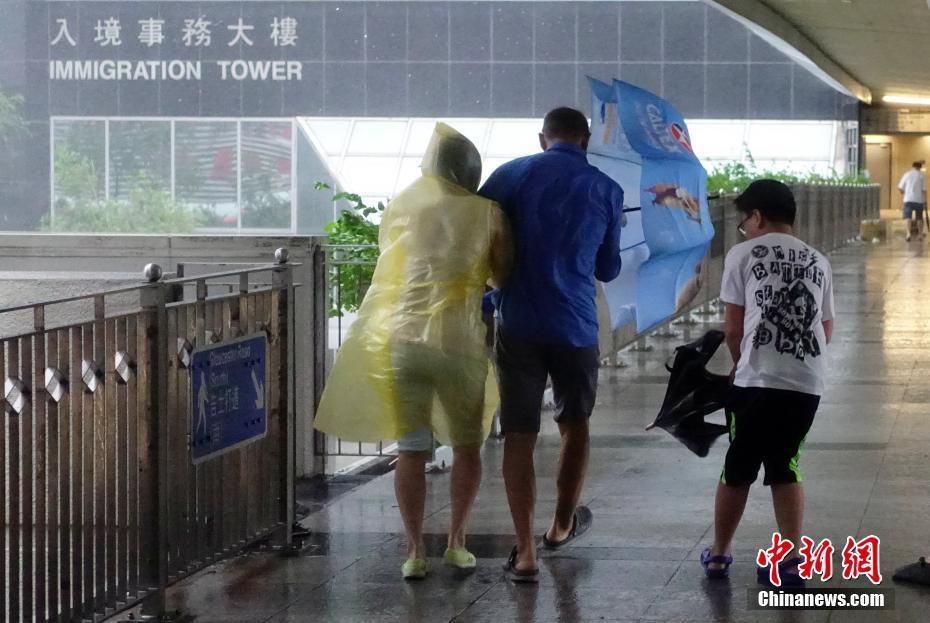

{"left": 883, "top": 94, "right": 930, "bottom": 106}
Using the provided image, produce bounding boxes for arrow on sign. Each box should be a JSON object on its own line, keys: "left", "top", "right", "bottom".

{"left": 251, "top": 369, "right": 265, "bottom": 409}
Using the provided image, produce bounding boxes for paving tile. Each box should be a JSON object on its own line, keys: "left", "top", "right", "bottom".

{"left": 167, "top": 242, "right": 930, "bottom": 622}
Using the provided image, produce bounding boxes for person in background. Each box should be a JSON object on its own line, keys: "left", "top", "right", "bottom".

{"left": 314, "top": 123, "right": 513, "bottom": 580}
{"left": 898, "top": 160, "right": 926, "bottom": 241}
{"left": 480, "top": 107, "right": 623, "bottom": 583}
{"left": 701, "top": 180, "right": 834, "bottom": 589}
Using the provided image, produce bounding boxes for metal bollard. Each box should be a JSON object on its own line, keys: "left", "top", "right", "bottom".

{"left": 651, "top": 321, "right": 680, "bottom": 339}
{"left": 629, "top": 336, "right": 653, "bottom": 352}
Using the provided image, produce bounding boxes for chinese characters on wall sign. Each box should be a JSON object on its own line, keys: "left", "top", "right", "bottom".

{"left": 49, "top": 15, "right": 304, "bottom": 82}
{"left": 53, "top": 16, "right": 299, "bottom": 48}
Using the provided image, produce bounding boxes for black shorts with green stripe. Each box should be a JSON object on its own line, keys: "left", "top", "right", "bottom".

{"left": 721, "top": 386, "right": 820, "bottom": 487}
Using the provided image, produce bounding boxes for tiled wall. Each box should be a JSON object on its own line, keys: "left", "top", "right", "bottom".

{"left": 2, "top": 0, "right": 858, "bottom": 120}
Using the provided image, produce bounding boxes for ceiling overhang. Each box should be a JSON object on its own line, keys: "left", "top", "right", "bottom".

{"left": 706, "top": 0, "right": 873, "bottom": 105}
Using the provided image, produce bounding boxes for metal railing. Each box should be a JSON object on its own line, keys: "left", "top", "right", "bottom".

{"left": 1, "top": 251, "right": 296, "bottom": 622}
{"left": 313, "top": 245, "right": 393, "bottom": 472}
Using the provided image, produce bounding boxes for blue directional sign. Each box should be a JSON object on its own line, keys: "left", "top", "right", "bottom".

{"left": 190, "top": 333, "right": 268, "bottom": 464}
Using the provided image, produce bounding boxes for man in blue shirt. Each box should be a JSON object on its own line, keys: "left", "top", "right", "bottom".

{"left": 480, "top": 107, "right": 623, "bottom": 582}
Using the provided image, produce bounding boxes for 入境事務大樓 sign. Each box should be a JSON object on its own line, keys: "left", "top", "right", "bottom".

{"left": 48, "top": 13, "right": 305, "bottom": 82}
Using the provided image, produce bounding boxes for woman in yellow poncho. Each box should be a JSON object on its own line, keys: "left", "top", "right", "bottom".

{"left": 314, "top": 123, "right": 512, "bottom": 579}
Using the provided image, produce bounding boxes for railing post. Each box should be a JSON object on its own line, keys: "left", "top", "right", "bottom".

{"left": 271, "top": 250, "right": 296, "bottom": 549}
{"left": 848, "top": 186, "right": 855, "bottom": 238}
{"left": 311, "top": 242, "right": 328, "bottom": 475}
{"left": 804, "top": 185, "right": 813, "bottom": 243}
{"left": 138, "top": 265, "right": 171, "bottom": 620}
{"left": 835, "top": 185, "right": 843, "bottom": 249}
{"left": 853, "top": 185, "right": 860, "bottom": 240}
{"left": 817, "top": 184, "right": 824, "bottom": 245}
{"left": 853, "top": 186, "right": 861, "bottom": 236}
{"left": 862, "top": 186, "right": 869, "bottom": 227}
{"left": 814, "top": 185, "right": 824, "bottom": 250}
{"left": 838, "top": 185, "right": 846, "bottom": 244}
{"left": 843, "top": 186, "right": 849, "bottom": 242}
{"left": 858, "top": 185, "right": 863, "bottom": 237}
{"left": 824, "top": 185, "right": 832, "bottom": 251}
{"left": 797, "top": 185, "right": 811, "bottom": 247}
{"left": 722, "top": 194, "right": 740, "bottom": 256}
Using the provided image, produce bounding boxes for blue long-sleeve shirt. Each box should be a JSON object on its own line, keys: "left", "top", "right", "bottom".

{"left": 479, "top": 143, "right": 623, "bottom": 347}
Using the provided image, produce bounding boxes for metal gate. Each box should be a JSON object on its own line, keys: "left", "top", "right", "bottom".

{"left": 313, "top": 244, "right": 396, "bottom": 473}
{"left": 1, "top": 250, "right": 296, "bottom": 622}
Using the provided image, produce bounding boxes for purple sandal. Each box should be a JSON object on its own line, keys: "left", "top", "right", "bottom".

{"left": 701, "top": 547, "right": 733, "bottom": 579}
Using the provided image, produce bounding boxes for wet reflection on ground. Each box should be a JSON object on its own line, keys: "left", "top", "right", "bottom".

{"left": 145, "top": 242, "right": 930, "bottom": 622}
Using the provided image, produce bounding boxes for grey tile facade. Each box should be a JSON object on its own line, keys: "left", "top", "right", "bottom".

{"left": 620, "top": 2, "right": 662, "bottom": 63}
{"left": 577, "top": 3, "right": 619, "bottom": 63}
{"left": 0, "top": 0, "right": 860, "bottom": 229}
{"left": 4, "top": 0, "right": 856, "bottom": 120}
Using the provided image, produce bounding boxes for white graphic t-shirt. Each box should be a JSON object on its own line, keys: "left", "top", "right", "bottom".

{"left": 720, "top": 232, "right": 834, "bottom": 396}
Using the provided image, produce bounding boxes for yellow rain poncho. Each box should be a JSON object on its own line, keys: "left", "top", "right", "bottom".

{"left": 314, "top": 123, "right": 511, "bottom": 448}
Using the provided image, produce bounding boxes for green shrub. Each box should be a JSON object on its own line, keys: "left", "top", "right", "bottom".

{"left": 317, "top": 182, "right": 384, "bottom": 316}
{"left": 242, "top": 170, "right": 292, "bottom": 229}
{"left": 707, "top": 149, "right": 870, "bottom": 195}
{"left": 0, "top": 90, "right": 27, "bottom": 144}
{"left": 45, "top": 147, "right": 202, "bottom": 234}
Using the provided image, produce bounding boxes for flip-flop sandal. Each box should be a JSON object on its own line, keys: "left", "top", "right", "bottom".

{"left": 700, "top": 547, "right": 733, "bottom": 579}
{"left": 502, "top": 546, "right": 539, "bottom": 583}
{"left": 757, "top": 556, "right": 806, "bottom": 589}
{"left": 893, "top": 556, "right": 930, "bottom": 586}
{"left": 541, "top": 505, "right": 594, "bottom": 550}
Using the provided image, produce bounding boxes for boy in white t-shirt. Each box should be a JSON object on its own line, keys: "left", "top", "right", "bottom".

{"left": 700, "top": 180, "right": 835, "bottom": 588}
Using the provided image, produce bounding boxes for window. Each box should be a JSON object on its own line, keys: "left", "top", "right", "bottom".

{"left": 746, "top": 122, "right": 834, "bottom": 161}
{"left": 689, "top": 119, "right": 843, "bottom": 174}
{"left": 175, "top": 121, "right": 239, "bottom": 229}
{"left": 485, "top": 120, "right": 540, "bottom": 156}
{"left": 348, "top": 120, "right": 408, "bottom": 155}
{"left": 241, "top": 121, "right": 293, "bottom": 230}
{"left": 52, "top": 120, "right": 106, "bottom": 212}
{"left": 299, "top": 117, "right": 539, "bottom": 206}
{"left": 302, "top": 117, "right": 850, "bottom": 207}
{"left": 108, "top": 120, "right": 171, "bottom": 200}
{"left": 845, "top": 124, "right": 860, "bottom": 176}
{"left": 50, "top": 118, "right": 296, "bottom": 232}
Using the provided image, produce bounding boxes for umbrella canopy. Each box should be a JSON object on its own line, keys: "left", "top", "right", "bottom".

{"left": 647, "top": 330, "right": 731, "bottom": 457}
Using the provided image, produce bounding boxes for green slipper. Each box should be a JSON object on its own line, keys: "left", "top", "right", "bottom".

{"left": 401, "top": 558, "right": 430, "bottom": 580}
{"left": 443, "top": 547, "right": 477, "bottom": 570}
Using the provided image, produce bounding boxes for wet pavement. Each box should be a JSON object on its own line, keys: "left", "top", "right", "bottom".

{"left": 161, "top": 241, "right": 930, "bottom": 622}
{"left": 0, "top": 272, "right": 141, "bottom": 336}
